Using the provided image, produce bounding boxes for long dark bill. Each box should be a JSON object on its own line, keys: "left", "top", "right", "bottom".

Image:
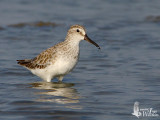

{"left": 84, "top": 34, "right": 100, "bottom": 49}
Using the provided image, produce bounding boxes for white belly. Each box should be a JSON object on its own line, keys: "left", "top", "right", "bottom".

{"left": 53, "top": 57, "right": 78, "bottom": 76}
{"left": 30, "top": 57, "right": 78, "bottom": 82}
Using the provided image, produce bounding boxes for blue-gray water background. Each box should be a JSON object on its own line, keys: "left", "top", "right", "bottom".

{"left": 0, "top": 0, "right": 160, "bottom": 120}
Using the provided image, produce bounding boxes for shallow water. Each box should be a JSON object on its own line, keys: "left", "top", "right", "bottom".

{"left": 0, "top": 0, "right": 160, "bottom": 120}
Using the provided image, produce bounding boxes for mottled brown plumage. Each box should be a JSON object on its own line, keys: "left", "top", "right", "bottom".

{"left": 17, "top": 46, "right": 57, "bottom": 69}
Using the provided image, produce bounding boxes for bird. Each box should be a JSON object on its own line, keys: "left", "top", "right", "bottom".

{"left": 17, "top": 24, "right": 100, "bottom": 82}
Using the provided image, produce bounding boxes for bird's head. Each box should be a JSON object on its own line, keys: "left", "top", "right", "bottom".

{"left": 66, "top": 24, "right": 100, "bottom": 49}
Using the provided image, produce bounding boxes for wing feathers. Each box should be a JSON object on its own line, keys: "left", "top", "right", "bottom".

{"left": 17, "top": 47, "right": 56, "bottom": 69}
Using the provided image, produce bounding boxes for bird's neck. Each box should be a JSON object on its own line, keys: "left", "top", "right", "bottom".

{"left": 65, "top": 36, "right": 81, "bottom": 48}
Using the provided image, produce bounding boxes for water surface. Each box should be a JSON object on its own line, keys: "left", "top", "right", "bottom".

{"left": 0, "top": 0, "right": 160, "bottom": 120}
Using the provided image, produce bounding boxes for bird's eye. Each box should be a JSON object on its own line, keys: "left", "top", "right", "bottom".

{"left": 76, "top": 29, "right": 80, "bottom": 32}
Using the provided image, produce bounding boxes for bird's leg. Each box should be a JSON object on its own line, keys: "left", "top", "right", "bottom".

{"left": 57, "top": 76, "right": 64, "bottom": 83}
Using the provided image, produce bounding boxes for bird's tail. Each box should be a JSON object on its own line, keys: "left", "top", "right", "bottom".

{"left": 17, "top": 59, "right": 32, "bottom": 66}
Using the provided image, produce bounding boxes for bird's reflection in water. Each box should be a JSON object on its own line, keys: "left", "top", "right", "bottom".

{"left": 29, "top": 82, "right": 82, "bottom": 109}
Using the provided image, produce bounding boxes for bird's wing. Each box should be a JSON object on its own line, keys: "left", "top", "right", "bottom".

{"left": 17, "top": 46, "right": 57, "bottom": 69}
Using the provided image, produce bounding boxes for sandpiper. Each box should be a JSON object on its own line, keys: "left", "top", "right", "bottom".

{"left": 17, "top": 25, "right": 100, "bottom": 82}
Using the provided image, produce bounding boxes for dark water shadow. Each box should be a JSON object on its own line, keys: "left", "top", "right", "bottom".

{"left": 29, "top": 82, "right": 75, "bottom": 88}
{"left": 8, "top": 21, "right": 58, "bottom": 28}
{"left": 29, "top": 82, "right": 82, "bottom": 109}
{"left": 145, "top": 15, "right": 160, "bottom": 22}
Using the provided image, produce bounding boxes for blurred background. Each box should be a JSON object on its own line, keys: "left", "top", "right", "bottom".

{"left": 0, "top": 0, "right": 160, "bottom": 120}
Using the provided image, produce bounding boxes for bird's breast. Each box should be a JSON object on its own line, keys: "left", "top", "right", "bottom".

{"left": 54, "top": 54, "right": 79, "bottom": 75}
